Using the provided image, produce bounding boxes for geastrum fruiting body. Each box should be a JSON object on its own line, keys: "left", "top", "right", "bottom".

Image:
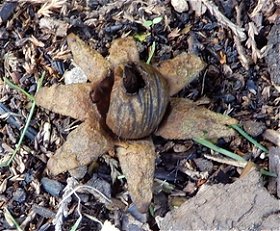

{"left": 36, "top": 34, "right": 237, "bottom": 212}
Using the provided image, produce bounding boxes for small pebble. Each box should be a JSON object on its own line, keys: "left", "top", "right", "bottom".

{"left": 242, "top": 120, "right": 266, "bottom": 137}
{"left": 127, "top": 204, "right": 147, "bottom": 223}
{"left": 86, "top": 174, "right": 111, "bottom": 199}
{"left": 41, "top": 177, "right": 64, "bottom": 197}
{"left": 64, "top": 66, "right": 88, "bottom": 85}
{"left": 171, "top": 0, "right": 188, "bottom": 13}
{"left": 75, "top": 193, "right": 90, "bottom": 203}
{"left": 24, "top": 169, "right": 34, "bottom": 184}
{"left": 12, "top": 188, "right": 26, "bottom": 203}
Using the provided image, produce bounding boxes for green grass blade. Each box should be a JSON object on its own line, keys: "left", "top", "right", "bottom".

{"left": 4, "top": 77, "right": 35, "bottom": 101}
{"left": 69, "top": 215, "right": 82, "bottom": 231}
{"left": 260, "top": 168, "right": 277, "bottom": 177}
{"left": 193, "top": 137, "right": 246, "bottom": 162}
{"left": 0, "top": 72, "right": 45, "bottom": 167}
{"left": 0, "top": 101, "right": 36, "bottom": 167}
{"left": 230, "top": 124, "right": 268, "bottom": 153}
{"left": 146, "top": 41, "right": 156, "bottom": 64}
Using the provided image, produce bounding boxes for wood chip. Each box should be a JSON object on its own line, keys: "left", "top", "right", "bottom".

{"left": 263, "top": 129, "right": 280, "bottom": 146}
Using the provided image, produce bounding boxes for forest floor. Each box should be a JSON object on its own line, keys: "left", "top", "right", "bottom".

{"left": 0, "top": 0, "right": 279, "bottom": 230}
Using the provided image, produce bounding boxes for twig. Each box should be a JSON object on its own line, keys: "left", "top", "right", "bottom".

{"left": 201, "top": 0, "right": 247, "bottom": 41}
{"left": 250, "top": 0, "right": 265, "bottom": 17}
{"left": 204, "top": 153, "right": 247, "bottom": 168}
{"left": 54, "top": 177, "right": 112, "bottom": 231}
{"left": 54, "top": 177, "right": 78, "bottom": 231}
{"left": 20, "top": 210, "right": 36, "bottom": 230}
{"left": 3, "top": 207, "right": 24, "bottom": 231}
{"left": 233, "top": 5, "right": 250, "bottom": 70}
{"left": 233, "top": 35, "right": 250, "bottom": 70}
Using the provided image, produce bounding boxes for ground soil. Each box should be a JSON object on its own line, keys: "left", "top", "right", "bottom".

{"left": 0, "top": 0, "right": 279, "bottom": 230}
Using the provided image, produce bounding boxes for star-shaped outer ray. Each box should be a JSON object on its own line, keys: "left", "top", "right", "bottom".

{"left": 35, "top": 34, "right": 237, "bottom": 213}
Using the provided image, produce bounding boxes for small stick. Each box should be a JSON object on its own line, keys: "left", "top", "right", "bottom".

{"left": 201, "top": 0, "right": 247, "bottom": 41}
{"left": 204, "top": 153, "right": 247, "bottom": 168}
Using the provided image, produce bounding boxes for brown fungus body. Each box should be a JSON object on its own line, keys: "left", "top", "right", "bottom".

{"left": 105, "top": 61, "right": 169, "bottom": 139}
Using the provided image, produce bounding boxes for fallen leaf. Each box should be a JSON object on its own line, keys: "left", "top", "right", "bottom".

{"left": 116, "top": 139, "right": 156, "bottom": 213}
{"left": 155, "top": 53, "right": 205, "bottom": 96}
{"left": 107, "top": 36, "right": 140, "bottom": 68}
{"left": 35, "top": 83, "right": 97, "bottom": 121}
{"left": 47, "top": 120, "right": 113, "bottom": 175}
{"left": 155, "top": 98, "right": 237, "bottom": 140}
{"left": 67, "top": 33, "right": 110, "bottom": 85}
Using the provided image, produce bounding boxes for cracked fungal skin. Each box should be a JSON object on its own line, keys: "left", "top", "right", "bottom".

{"left": 106, "top": 61, "right": 170, "bottom": 139}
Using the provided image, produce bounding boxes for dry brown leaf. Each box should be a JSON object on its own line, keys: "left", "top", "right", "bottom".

{"left": 67, "top": 33, "right": 110, "bottom": 85}
{"left": 35, "top": 83, "right": 97, "bottom": 121}
{"left": 155, "top": 53, "right": 205, "bottom": 96}
{"left": 107, "top": 36, "right": 140, "bottom": 68}
{"left": 116, "top": 139, "right": 156, "bottom": 213}
{"left": 47, "top": 120, "right": 113, "bottom": 175}
{"left": 155, "top": 98, "right": 237, "bottom": 140}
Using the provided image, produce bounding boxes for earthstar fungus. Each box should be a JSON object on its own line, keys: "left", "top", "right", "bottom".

{"left": 36, "top": 34, "right": 237, "bottom": 212}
